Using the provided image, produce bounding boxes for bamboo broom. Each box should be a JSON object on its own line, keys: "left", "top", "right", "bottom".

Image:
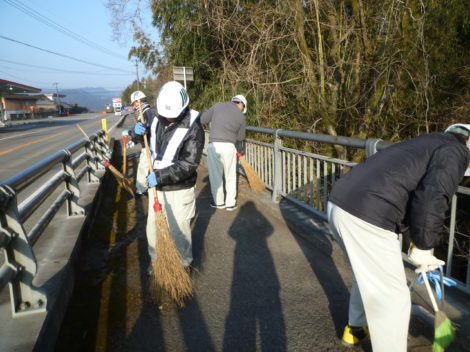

{"left": 135, "top": 99, "right": 193, "bottom": 306}
{"left": 104, "top": 161, "right": 136, "bottom": 196}
{"left": 236, "top": 152, "right": 266, "bottom": 194}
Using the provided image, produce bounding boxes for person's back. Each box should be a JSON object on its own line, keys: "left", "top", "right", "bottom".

{"left": 329, "top": 132, "right": 469, "bottom": 242}
{"left": 202, "top": 102, "right": 245, "bottom": 143}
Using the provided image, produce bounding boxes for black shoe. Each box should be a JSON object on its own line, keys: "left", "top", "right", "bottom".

{"left": 210, "top": 201, "right": 225, "bottom": 209}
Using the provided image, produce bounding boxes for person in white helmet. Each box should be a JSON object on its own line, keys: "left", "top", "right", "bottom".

{"left": 124, "top": 90, "right": 155, "bottom": 195}
{"left": 131, "top": 81, "right": 205, "bottom": 271}
{"left": 327, "top": 124, "right": 470, "bottom": 351}
{"left": 201, "top": 95, "right": 247, "bottom": 211}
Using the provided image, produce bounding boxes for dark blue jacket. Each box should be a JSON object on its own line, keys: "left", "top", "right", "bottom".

{"left": 329, "top": 133, "right": 470, "bottom": 249}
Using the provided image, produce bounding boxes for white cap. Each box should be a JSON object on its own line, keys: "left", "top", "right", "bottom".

{"left": 156, "top": 81, "right": 189, "bottom": 118}
{"left": 231, "top": 94, "right": 247, "bottom": 114}
{"left": 130, "top": 91, "right": 146, "bottom": 104}
{"left": 445, "top": 124, "right": 470, "bottom": 176}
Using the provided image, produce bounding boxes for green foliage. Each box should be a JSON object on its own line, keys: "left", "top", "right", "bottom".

{"left": 121, "top": 79, "right": 155, "bottom": 106}
{"left": 123, "top": 0, "right": 469, "bottom": 155}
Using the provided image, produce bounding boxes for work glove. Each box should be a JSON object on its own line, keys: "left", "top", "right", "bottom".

{"left": 147, "top": 172, "right": 157, "bottom": 188}
{"left": 408, "top": 246, "right": 445, "bottom": 273}
{"left": 134, "top": 122, "right": 147, "bottom": 135}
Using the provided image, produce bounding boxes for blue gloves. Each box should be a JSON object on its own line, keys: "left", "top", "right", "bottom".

{"left": 134, "top": 122, "right": 146, "bottom": 135}
{"left": 147, "top": 172, "right": 157, "bottom": 187}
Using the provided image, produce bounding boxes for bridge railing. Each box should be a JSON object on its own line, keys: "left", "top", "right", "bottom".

{"left": 0, "top": 131, "right": 109, "bottom": 317}
{"left": 243, "top": 126, "right": 470, "bottom": 294}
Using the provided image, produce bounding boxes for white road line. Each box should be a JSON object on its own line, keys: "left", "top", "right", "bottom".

{"left": 0, "top": 126, "right": 63, "bottom": 141}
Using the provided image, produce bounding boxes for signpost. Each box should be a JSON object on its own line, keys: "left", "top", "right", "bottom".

{"left": 112, "top": 97, "right": 122, "bottom": 116}
{"left": 172, "top": 66, "right": 194, "bottom": 89}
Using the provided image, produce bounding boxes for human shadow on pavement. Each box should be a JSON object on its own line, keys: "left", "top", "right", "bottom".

{"left": 191, "top": 175, "right": 216, "bottom": 271}
{"left": 223, "top": 201, "right": 286, "bottom": 352}
{"left": 278, "top": 200, "right": 347, "bottom": 332}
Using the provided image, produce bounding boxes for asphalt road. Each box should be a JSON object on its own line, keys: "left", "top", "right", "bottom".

{"left": 0, "top": 113, "right": 123, "bottom": 182}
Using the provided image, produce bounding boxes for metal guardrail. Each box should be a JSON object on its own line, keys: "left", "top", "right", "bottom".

{"left": 0, "top": 131, "right": 110, "bottom": 317}
{"left": 242, "top": 126, "right": 470, "bottom": 294}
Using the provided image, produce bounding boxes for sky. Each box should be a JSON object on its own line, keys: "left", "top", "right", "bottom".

{"left": 0, "top": 0, "right": 156, "bottom": 92}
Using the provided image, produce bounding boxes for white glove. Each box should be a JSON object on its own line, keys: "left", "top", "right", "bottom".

{"left": 408, "top": 247, "right": 445, "bottom": 273}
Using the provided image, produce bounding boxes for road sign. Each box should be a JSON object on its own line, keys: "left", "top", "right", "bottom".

{"left": 173, "top": 67, "right": 194, "bottom": 89}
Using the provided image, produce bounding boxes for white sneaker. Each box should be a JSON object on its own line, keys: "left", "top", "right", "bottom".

{"left": 210, "top": 201, "right": 225, "bottom": 209}
{"left": 226, "top": 205, "right": 238, "bottom": 211}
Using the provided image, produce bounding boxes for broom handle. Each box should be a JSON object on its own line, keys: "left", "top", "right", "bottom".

{"left": 76, "top": 123, "right": 89, "bottom": 140}
{"left": 136, "top": 99, "right": 159, "bottom": 204}
{"left": 422, "top": 271, "right": 439, "bottom": 313}
{"left": 122, "top": 135, "right": 128, "bottom": 176}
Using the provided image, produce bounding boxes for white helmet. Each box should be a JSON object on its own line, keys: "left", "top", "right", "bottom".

{"left": 445, "top": 123, "right": 470, "bottom": 137}
{"left": 130, "top": 90, "right": 146, "bottom": 104}
{"left": 232, "top": 94, "right": 247, "bottom": 114}
{"left": 445, "top": 123, "right": 470, "bottom": 176}
{"left": 156, "top": 81, "right": 189, "bottom": 118}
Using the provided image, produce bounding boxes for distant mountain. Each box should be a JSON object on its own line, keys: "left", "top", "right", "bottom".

{"left": 42, "top": 87, "right": 122, "bottom": 112}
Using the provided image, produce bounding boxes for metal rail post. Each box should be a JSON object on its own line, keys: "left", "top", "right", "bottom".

{"left": 0, "top": 186, "right": 47, "bottom": 317}
{"left": 85, "top": 141, "right": 100, "bottom": 183}
{"left": 272, "top": 129, "right": 283, "bottom": 202}
{"left": 62, "top": 150, "right": 85, "bottom": 216}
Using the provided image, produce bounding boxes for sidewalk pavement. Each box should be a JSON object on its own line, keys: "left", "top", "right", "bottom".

{"left": 54, "top": 118, "right": 470, "bottom": 352}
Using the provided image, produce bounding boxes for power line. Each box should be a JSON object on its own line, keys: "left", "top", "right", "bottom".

{"left": 3, "top": 0, "right": 128, "bottom": 60}
{"left": 0, "top": 58, "right": 134, "bottom": 76}
{"left": 0, "top": 35, "right": 134, "bottom": 73}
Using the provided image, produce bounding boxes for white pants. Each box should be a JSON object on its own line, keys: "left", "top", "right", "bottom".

{"left": 136, "top": 148, "right": 149, "bottom": 194}
{"left": 146, "top": 187, "right": 195, "bottom": 266}
{"left": 207, "top": 142, "right": 237, "bottom": 207}
{"left": 327, "top": 202, "right": 410, "bottom": 352}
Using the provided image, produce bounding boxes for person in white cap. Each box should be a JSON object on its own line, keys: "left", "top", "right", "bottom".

{"left": 124, "top": 90, "right": 155, "bottom": 195}
{"left": 201, "top": 95, "right": 247, "bottom": 211}
{"left": 326, "top": 123, "right": 470, "bottom": 351}
{"left": 131, "top": 81, "right": 204, "bottom": 272}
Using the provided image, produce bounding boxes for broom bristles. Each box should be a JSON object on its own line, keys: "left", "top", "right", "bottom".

{"left": 433, "top": 310, "right": 455, "bottom": 352}
{"left": 239, "top": 155, "right": 265, "bottom": 194}
{"left": 152, "top": 211, "right": 193, "bottom": 306}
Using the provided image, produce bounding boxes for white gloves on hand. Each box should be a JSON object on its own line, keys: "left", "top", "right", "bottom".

{"left": 408, "top": 247, "right": 445, "bottom": 273}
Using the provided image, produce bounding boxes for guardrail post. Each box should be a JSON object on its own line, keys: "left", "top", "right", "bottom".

{"left": 62, "top": 150, "right": 85, "bottom": 216}
{"left": 272, "top": 129, "right": 283, "bottom": 203}
{"left": 85, "top": 141, "right": 100, "bottom": 183}
{"left": 94, "top": 133, "right": 110, "bottom": 168}
{"left": 0, "top": 186, "right": 47, "bottom": 317}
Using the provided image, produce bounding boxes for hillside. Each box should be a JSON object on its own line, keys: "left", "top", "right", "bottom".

{"left": 42, "top": 87, "right": 122, "bottom": 112}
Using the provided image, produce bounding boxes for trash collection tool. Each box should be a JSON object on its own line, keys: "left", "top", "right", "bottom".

{"left": 418, "top": 267, "right": 456, "bottom": 352}
{"left": 136, "top": 99, "right": 193, "bottom": 306}
{"left": 236, "top": 153, "right": 265, "bottom": 193}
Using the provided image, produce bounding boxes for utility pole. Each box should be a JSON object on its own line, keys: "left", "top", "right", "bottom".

{"left": 53, "top": 82, "right": 61, "bottom": 116}
{"left": 135, "top": 60, "right": 140, "bottom": 91}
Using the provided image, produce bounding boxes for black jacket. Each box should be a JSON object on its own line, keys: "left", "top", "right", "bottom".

{"left": 130, "top": 108, "right": 205, "bottom": 191}
{"left": 329, "top": 133, "right": 470, "bottom": 249}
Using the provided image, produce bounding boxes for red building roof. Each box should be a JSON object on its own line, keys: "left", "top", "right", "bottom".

{"left": 0, "top": 79, "right": 41, "bottom": 94}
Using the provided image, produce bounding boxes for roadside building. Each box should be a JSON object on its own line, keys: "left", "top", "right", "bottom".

{"left": 0, "top": 79, "right": 41, "bottom": 125}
